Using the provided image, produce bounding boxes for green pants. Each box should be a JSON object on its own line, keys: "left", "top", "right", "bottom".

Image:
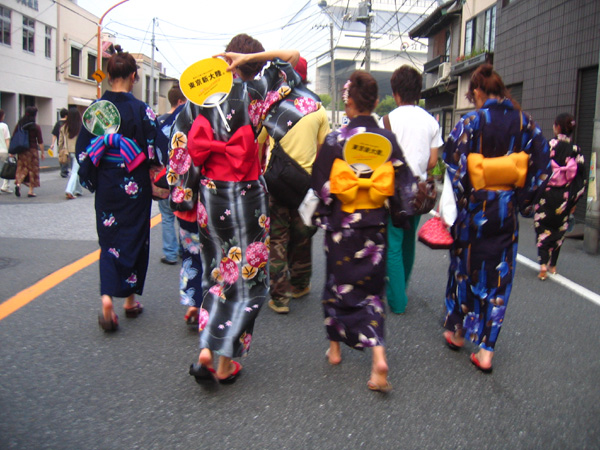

{"left": 386, "top": 215, "right": 420, "bottom": 313}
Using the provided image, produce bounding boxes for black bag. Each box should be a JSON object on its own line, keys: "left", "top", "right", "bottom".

{"left": 412, "top": 176, "right": 437, "bottom": 215}
{"left": 78, "top": 153, "right": 98, "bottom": 193}
{"left": 264, "top": 143, "right": 311, "bottom": 209}
{"left": 1, "top": 155, "right": 17, "bottom": 180}
{"left": 382, "top": 114, "right": 437, "bottom": 215}
{"left": 8, "top": 125, "right": 30, "bottom": 155}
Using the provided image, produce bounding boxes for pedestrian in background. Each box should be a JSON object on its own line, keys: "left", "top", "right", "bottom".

{"left": 263, "top": 56, "right": 330, "bottom": 314}
{"left": 311, "top": 70, "right": 414, "bottom": 392}
{"left": 51, "top": 108, "right": 68, "bottom": 178}
{"left": 76, "top": 45, "right": 157, "bottom": 332}
{"left": 14, "top": 106, "right": 44, "bottom": 198}
{"left": 442, "top": 64, "right": 550, "bottom": 372}
{"left": 62, "top": 107, "right": 83, "bottom": 199}
{"left": 379, "top": 65, "right": 443, "bottom": 314}
{"left": 157, "top": 84, "right": 186, "bottom": 265}
{"left": 534, "top": 113, "right": 586, "bottom": 280}
{"left": 0, "top": 109, "right": 12, "bottom": 193}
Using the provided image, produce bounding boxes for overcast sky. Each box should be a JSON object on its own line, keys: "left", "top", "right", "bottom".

{"left": 75, "top": 0, "right": 309, "bottom": 78}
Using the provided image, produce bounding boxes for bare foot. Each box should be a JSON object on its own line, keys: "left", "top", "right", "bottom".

{"left": 101, "top": 295, "right": 114, "bottom": 321}
{"left": 368, "top": 346, "right": 389, "bottom": 390}
{"left": 198, "top": 348, "right": 213, "bottom": 370}
{"left": 443, "top": 330, "right": 465, "bottom": 348}
{"left": 326, "top": 341, "right": 342, "bottom": 365}
{"left": 548, "top": 266, "right": 557, "bottom": 275}
{"left": 123, "top": 294, "right": 137, "bottom": 310}
{"left": 472, "top": 348, "right": 493, "bottom": 369}
{"left": 216, "top": 356, "right": 242, "bottom": 380}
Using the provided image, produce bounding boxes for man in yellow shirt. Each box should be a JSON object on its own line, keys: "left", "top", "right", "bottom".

{"left": 262, "top": 58, "right": 330, "bottom": 314}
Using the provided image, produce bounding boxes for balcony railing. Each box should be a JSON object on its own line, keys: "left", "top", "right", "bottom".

{"left": 423, "top": 54, "right": 449, "bottom": 74}
{"left": 450, "top": 52, "right": 493, "bottom": 76}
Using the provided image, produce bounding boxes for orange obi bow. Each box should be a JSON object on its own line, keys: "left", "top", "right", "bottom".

{"left": 187, "top": 114, "right": 257, "bottom": 175}
{"left": 467, "top": 152, "right": 529, "bottom": 191}
{"left": 329, "top": 158, "right": 395, "bottom": 213}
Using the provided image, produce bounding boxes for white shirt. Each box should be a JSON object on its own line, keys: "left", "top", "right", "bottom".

{"left": 379, "top": 105, "right": 443, "bottom": 180}
{"left": 0, "top": 122, "right": 10, "bottom": 153}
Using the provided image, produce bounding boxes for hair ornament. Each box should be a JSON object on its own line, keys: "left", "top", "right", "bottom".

{"left": 342, "top": 80, "right": 352, "bottom": 104}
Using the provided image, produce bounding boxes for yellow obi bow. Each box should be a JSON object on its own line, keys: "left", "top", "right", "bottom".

{"left": 329, "top": 158, "right": 395, "bottom": 213}
{"left": 467, "top": 152, "right": 529, "bottom": 191}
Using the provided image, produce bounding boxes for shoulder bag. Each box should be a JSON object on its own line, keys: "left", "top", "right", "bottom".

{"left": 8, "top": 125, "right": 31, "bottom": 155}
{"left": 263, "top": 142, "right": 311, "bottom": 210}
{"left": 383, "top": 114, "right": 437, "bottom": 215}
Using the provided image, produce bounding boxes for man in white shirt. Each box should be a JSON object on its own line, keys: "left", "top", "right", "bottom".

{"left": 0, "top": 109, "right": 12, "bottom": 193}
{"left": 379, "top": 65, "right": 443, "bottom": 314}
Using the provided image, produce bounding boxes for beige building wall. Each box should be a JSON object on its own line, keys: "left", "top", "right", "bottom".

{"left": 55, "top": 0, "right": 99, "bottom": 110}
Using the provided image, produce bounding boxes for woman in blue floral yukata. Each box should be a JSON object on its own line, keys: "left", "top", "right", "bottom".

{"left": 311, "top": 70, "right": 415, "bottom": 392}
{"left": 76, "top": 46, "right": 158, "bottom": 332}
{"left": 442, "top": 64, "right": 551, "bottom": 372}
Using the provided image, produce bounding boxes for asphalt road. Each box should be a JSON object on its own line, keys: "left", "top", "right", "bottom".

{"left": 0, "top": 164, "right": 599, "bottom": 449}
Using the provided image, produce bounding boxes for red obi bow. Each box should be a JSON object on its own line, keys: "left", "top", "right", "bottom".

{"left": 548, "top": 157, "right": 577, "bottom": 187}
{"left": 187, "top": 114, "right": 257, "bottom": 179}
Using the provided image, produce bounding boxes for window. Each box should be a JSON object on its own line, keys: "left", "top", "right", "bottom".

{"left": 70, "top": 46, "right": 81, "bottom": 77}
{"left": 87, "top": 53, "right": 97, "bottom": 81}
{"left": 445, "top": 30, "right": 451, "bottom": 58}
{"left": 0, "top": 7, "right": 10, "bottom": 46}
{"left": 22, "top": 16, "right": 34, "bottom": 53}
{"left": 463, "top": 5, "right": 496, "bottom": 57}
{"left": 484, "top": 6, "right": 496, "bottom": 52}
{"left": 464, "top": 18, "right": 475, "bottom": 56}
{"left": 45, "top": 26, "right": 51, "bottom": 58}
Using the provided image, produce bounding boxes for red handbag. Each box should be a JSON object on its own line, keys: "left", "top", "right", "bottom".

{"left": 417, "top": 215, "right": 453, "bottom": 249}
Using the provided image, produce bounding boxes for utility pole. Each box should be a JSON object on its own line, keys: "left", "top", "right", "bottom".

{"left": 150, "top": 17, "right": 157, "bottom": 111}
{"left": 329, "top": 22, "right": 337, "bottom": 129}
{"left": 357, "top": 1, "right": 373, "bottom": 72}
{"left": 584, "top": 51, "right": 600, "bottom": 254}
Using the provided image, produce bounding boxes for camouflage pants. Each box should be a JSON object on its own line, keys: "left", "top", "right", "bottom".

{"left": 269, "top": 196, "right": 317, "bottom": 306}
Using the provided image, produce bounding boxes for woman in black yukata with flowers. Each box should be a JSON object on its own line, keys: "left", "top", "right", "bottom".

{"left": 311, "top": 70, "right": 415, "bottom": 392}
{"left": 169, "top": 34, "right": 302, "bottom": 384}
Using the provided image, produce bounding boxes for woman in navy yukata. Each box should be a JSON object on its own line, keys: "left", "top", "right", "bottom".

{"left": 76, "top": 46, "right": 158, "bottom": 332}
{"left": 311, "top": 70, "right": 415, "bottom": 392}
{"left": 442, "top": 64, "right": 551, "bottom": 372}
{"left": 174, "top": 35, "right": 302, "bottom": 384}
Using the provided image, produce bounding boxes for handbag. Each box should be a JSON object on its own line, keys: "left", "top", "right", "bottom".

{"left": 1, "top": 155, "right": 17, "bottom": 180}
{"left": 417, "top": 215, "right": 453, "bottom": 249}
{"left": 8, "top": 125, "right": 31, "bottom": 155}
{"left": 58, "top": 148, "right": 69, "bottom": 165}
{"left": 382, "top": 114, "right": 437, "bottom": 215}
{"left": 264, "top": 143, "right": 312, "bottom": 209}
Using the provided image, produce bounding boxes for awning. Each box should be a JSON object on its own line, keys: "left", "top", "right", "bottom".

{"left": 69, "top": 96, "right": 94, "bottom": 107}
{"left": 102, "top": 41, "right": 115, "bottom": 58}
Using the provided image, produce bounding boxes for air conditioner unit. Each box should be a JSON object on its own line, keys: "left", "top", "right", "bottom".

{"left": 438, "top": 62, "right": 451, "bottom": 79}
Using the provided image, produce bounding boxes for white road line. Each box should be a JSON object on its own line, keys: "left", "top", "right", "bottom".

{"left": 516, "top": 254, "right": 600, "bottom": 307}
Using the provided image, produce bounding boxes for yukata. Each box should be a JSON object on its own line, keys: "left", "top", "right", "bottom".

{"left": 168, "top": 58, "right": 299, "bottom": 358}
{"left": 443, "top": 99, "right": 550, "bottom": 351}
{"left": 311, "top": 115, "right": 414, "bottom": 349}
{"left": 534, "top": 135, "right": 586, "bottom": 267}
{"left": 76, "top": 91, "right": 158, "bottom": 298}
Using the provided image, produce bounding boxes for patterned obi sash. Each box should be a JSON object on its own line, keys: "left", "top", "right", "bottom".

{"left": 467, "top": 152, "right": 529, "bottom": 191}
{"left": 329, "top": 158, "right": 394, "bottom": 213}
{"left": 548, "top": 157, "right": 577, "bottom": 187}
{"left": 86, "top": 133, "right": 146, "bottom": 172}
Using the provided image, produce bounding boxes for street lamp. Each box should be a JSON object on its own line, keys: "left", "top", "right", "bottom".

{"left": 96, "top": 0, "right": 130, "bottom": 99}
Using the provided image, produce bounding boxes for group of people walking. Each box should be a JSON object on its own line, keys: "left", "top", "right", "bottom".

{"left": 49, "top": 34, "right": 586, "bottom": 393}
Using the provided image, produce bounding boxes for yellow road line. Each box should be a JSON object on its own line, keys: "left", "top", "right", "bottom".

{"left": 0, "top": 213, "right": 163, "bottom": 321}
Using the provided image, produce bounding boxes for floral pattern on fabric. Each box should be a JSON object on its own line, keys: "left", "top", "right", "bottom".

{"left": 443, "top": 99, "right": 551, "bottom": 351}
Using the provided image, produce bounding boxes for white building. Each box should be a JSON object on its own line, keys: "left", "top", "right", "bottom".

{"left": 282, "top": 0, "right": 436, "bottom": 126}
{"left": 0, "top": 0, "right": 68, "bottom": 141}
